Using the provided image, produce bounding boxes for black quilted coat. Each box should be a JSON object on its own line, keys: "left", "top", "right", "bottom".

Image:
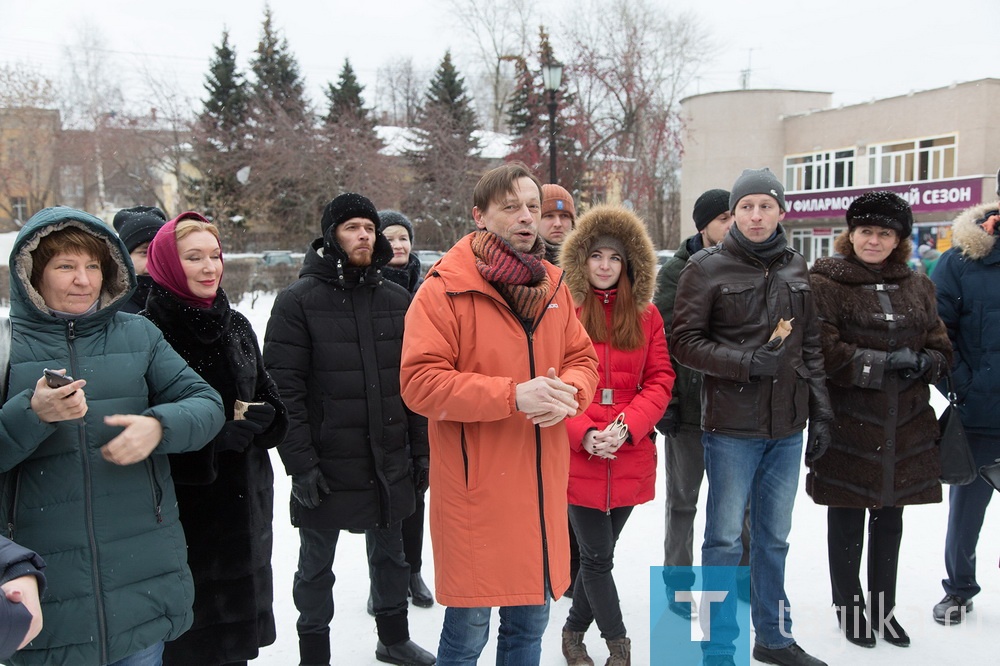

{"left": 263, "top": 233, "right": 422, "bottom": 530}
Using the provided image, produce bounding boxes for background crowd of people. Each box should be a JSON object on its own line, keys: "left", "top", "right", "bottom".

{"left": 0, "top": 162, "right": 997, "bottom": 666}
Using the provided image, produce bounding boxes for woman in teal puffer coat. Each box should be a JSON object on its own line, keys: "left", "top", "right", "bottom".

{"left": 0, "top": 207, "right": 225, "bottom": 666}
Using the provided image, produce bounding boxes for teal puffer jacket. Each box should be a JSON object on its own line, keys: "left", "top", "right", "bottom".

{"left": 0, "top": 207, "right": 225, "bottom": 665}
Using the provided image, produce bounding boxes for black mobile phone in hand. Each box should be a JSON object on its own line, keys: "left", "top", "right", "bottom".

{"left": 43, "top": 369, "right": 74, "bottom": 389}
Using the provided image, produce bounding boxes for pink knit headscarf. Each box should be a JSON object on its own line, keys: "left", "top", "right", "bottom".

{"left": 146, "top": 212, "right": 223, "bottom": 309}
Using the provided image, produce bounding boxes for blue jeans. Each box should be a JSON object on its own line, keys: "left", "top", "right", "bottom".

{"left": 108, "top": 641, "right": 164, "bottom": 666}
{"left": 943, "top": 432, "right": 1000, "bottom": 599}
{"left": 701, "top": 431, "right": 802, "bottom": 653}
{"left": 437, "top": 599, "right": 550, "bottom": 666}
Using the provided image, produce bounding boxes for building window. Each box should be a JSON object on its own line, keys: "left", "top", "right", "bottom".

{"left": 791, "top": 227, "right": 846, "bottom": 265}
{"left": 10, "top": 197, "right": 28, "bottom": 223}
{"left": 868, "top": 134, "right": 956, "bottom": 185}
{"left": 784, "top": 149, "right": 855, "bottom": 192}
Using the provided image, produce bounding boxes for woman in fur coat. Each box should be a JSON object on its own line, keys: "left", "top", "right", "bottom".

{"left": 143, "top": 213, "right": 289, "bottom": 666}
{"left": 808, "top": 191, "right": 951, "bottom": 650}
{"left": 558, "top": 205, "right": 674, "bottom": 666}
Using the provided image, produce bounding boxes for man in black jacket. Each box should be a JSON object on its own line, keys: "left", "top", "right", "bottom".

{"left": 263, "top": 193, "right": 435, "bottom": 666}
{"left": 671, "top": 169, "right": 833, "bottom": 666}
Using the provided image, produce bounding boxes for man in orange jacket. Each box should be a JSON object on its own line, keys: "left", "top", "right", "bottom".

{"left": 400, "top": 162, "right": 599, "bottom": 665}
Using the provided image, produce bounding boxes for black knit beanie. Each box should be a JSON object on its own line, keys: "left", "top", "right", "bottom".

{"left": 693, "top": 189, "right": 731, "bottom": 231}
{"left": 321, "top": 193, "right": 380, "bottom": 236}
{"left": 378, "top": 210, "right": 414, "bottom": 241}
{"left": 729, "top": 168, "right": 786, "bottom": 212}
{"left": 113, "top": 206, "right": 167, "bottom": 253}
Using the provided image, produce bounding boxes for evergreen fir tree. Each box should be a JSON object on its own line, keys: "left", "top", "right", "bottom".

{"left": 324, "top": 59, "right": 370, "bottom": 126}
{"left": 405, "top": 51, "right": 482, "bottom": 249}
{"left": 190, "top": 29, "right": 252, "bottom": 238}
{"left": 200, "top": 29, "right": 249, "bottom": 145}
{"left": 250, "top": 5, "right": 310, "bottom": 124}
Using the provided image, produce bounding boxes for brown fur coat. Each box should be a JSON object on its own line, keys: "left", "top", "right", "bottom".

{"left": 807, "top": 231, "right": 952, "bottom": 508}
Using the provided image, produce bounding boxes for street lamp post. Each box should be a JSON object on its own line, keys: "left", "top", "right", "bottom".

{"left": 541, "top": 60, "right": 563, "bottom": 184}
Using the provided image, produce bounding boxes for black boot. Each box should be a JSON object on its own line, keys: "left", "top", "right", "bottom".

{"left": 298, "top": 630, "right": 331, "bottom": 666}
{"left": 409, "top": 572, "right": 434, "bottom": 608}
{"left": 835, "top": 606, "right": 875, "bottom": 648}
{"left": 376, "top": 639, "right": 436, "bottom": 665}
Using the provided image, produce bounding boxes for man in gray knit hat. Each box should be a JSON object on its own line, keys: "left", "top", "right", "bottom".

{"left": 670, "top": 168, "right": 832, "bottom": 666}
{"left": 654, "top": 188, "right": 751, "bottom": 621}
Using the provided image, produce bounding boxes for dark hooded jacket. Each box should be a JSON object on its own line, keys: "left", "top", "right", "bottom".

{"left": 653, "top": 233, "right": 705, "bottom": 431}
{"left": 670, "top": 225, "right": 833, "bottom": 438}
{"left": 142, "top": 283, "right": 288, "bottom": 665}
{"left": 807, "top": 234, "right": 952, "bottom": 508}
{"left": 932, "top": 202, "right": 1000, "bottom": 435}
{"left": 0, "top": 207, "right": 224, "bottom": 666}
{"left": 382, "top": 252, "right": 424, "bottom": 295}
{"left": 263, "top": 226, "right": 424, "bottom": 530}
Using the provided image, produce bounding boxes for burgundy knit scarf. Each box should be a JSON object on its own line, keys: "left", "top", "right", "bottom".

{"left": 470, "top": 230, "right": 550, "bottom": 323}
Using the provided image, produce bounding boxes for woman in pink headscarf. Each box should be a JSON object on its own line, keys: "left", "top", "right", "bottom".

{"left": 143, "top": 212, "right": 288, "bottom": 666}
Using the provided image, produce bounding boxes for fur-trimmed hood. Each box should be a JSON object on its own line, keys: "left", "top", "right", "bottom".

{"left": 559, "top": 205, "right": 656, "bottom": 309}
{"left": 950, "top": 201, "right": 1000, "bottom": 261}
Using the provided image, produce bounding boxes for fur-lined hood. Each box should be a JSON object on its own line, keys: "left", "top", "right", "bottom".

{"left": 559, "top": 204, "right": 656, "bottom": 309}
{"left": 950, "top": 201, "right": 1000, "bottom": 261}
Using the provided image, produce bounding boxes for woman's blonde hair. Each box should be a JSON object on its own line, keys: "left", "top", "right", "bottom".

{"left": 174, "top": 216, "right": 221, "bottom": 245}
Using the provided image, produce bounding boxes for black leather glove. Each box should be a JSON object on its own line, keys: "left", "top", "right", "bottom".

{"left": 244, "top": 402, "right": 276, "bottom": 431}
{"left": 806, "top": 420, "right": 831, "bottom": 465}
{"left": 291, "top": 467, "right": 331, "bottom": 509}
{"left": 216, "top": 420, "right": 262, "bottom": 453}
{"left": 886, "top": 347, "right": 920, "bottom": 371}
{"left": 900, "top": 351, "right": 932, "bottom": 380}
{"left": 657, "top": 404, "right": 681, "bottom": 437}
{"left": 413, "top": 456, "right": 430, "bottom": 494}
{"left": 749, "top": 337, "right": 784, "bottom": 379}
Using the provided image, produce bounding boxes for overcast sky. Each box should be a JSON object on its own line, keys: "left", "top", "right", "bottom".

{"left": 2, "top": 0, "right": 998, "bottom": 115}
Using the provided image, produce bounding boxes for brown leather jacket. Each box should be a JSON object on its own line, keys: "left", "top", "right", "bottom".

{"left": 670, "top": 230, "right": 832, "bottom": 439}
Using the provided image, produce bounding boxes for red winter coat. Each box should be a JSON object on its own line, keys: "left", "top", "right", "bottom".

{"left": 565, "top": 296, "right": 674, "bottom": 509}
{"left": 558, "top": 204, "right": 675, "bottom": 511}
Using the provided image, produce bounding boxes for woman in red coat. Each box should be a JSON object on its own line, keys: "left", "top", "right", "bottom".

{"left": 558, "top": 205, "right": 674, "bottom": 666}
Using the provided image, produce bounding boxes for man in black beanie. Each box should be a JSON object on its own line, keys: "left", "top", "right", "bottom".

{"left": 263, "top": 192, "right": 435, "bottom": 666}
{"left": 671, "top": 168, "right": 833, "bottom": 666}
{"left": 113, "top": 206, "right": 167, "bottom": 313}
{"left": 653, "top": 188, "right": 750, "bottom": 620}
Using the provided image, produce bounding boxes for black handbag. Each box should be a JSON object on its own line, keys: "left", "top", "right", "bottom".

{"left": 980, "top": 460, "right": 1000, "bottom": 493}
{"left": 938, "top": 370, "right": 977, "bottom": 485}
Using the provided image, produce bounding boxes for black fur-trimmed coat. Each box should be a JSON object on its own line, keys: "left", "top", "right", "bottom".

{"left": 807, "top": 234, "right": 952, "bottom": 508}
{"left": 142, "top": 284, "right": 288, "bottom": 666}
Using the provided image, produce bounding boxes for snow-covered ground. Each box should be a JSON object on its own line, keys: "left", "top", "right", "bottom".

{"left": 2, "top": 228, "right": 998, "bottom": 664}
{"left": 232, "top": 293, "right": 1000, "bottom": 666}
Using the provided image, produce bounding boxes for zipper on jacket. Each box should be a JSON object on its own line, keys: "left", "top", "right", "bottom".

{"left": 146, "top": 459, "right": 163, "bottom": 523}
{"left": 606, "top": 464, "right": 612, "bottom": 515}
{"left": 68, "top": 325, "right": 109, "bottom": 664}
{"left": 5, "top": 471, "right": 21, "bottom": 539}
{"left": 460, "top": 426, "right": 470, "bottom": 488}
{"left": 526, "top": 329, "right": 552, "bottom": 599}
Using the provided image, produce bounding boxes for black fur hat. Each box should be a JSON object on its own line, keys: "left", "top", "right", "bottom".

{"left": 846, "top": 191, "right": 913, "bottom": 238}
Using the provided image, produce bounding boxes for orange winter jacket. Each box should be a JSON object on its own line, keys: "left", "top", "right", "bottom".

{"left": 400, "top": 234, "right": 599, "bottom": 607}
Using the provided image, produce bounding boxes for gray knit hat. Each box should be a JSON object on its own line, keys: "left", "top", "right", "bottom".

{"left": 729, "top": 168, "right": 786, "bottom": 212}
{"left": 113, "top": 206, "right": 167, "bottom": 253}
{"left": 378, "top": 210, "right": 414, "bottom": 241}
{"left": 589, "top": 235, "right": 628, "bottom": 263}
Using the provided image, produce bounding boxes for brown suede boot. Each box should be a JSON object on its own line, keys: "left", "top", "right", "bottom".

{"left": 604, "top": 636, "right": 631, "bottom": 666}
{"left": 561, "top": 629, "right": 595, "bottom": 666}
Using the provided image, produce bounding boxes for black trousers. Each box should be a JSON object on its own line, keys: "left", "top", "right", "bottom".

{"left": 293, "top": 524, "right": 411, "bottom": 647}
{"left": 401, "top": 488, "right": 426, "bottom": 573}
{"left": 827, "top": 506, "right": 903, "bottom": 625}
{"left": 564, "top": 505, "right": 634, "bottom": 639}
